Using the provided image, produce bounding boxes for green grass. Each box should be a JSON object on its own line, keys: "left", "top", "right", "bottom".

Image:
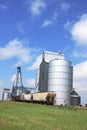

{"left": 0, "top": 101, "right": 87, "bottom": 130}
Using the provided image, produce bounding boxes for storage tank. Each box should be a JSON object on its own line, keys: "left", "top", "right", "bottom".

{"left": 48, "top": 59, "right": 73, "bottom": 105}
{"left": 71, "top": 90, "right": 81, "bottom": 106}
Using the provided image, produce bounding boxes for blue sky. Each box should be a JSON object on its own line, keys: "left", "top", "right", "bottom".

{"left": 0, "top": 0, "right": 87, "bottom": 105}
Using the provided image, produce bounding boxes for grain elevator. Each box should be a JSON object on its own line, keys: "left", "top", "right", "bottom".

{"left": 36, "top": 50, "right": 74, "bottom": 105}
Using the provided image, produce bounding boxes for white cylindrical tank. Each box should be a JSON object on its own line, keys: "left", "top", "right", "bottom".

{"left": 48, "top": 59, "right": 73, "bottom": 105}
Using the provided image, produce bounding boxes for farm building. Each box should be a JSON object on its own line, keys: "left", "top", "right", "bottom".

{"left": 36, "top": 50, "right": 81, "bottom": 106}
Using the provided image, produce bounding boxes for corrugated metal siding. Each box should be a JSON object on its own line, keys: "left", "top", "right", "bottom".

{"left": 38, "top": 61, "right": 49, "bottom": 92}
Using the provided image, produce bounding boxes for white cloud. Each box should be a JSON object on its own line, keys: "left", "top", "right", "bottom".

{"left": 27, "top": 78, "right": 35, "bottom": 88}
{"left": 53, "top": 12, "right": 58, "bottom": 21}
{"left": 16, "top": 22, "right": 25, "bottom": 33}
{"left": 29, "top": 0, "right": 46, "bottom": 16}
{"left": 64, "top": 14, "right": 87, "bottom": 59}
{"left": 42, "top": 12, "right": 58, "bottom": 27}
{"left": 72, "top": 50, "right": 87, "bottom": 58}
{"left": 28, "top": 54, "right": 42, "bottom": 70}
{"left": 71, "top": 14, "right": 87, "bottom": 46}
{"left": 0, "top": 39, "right": 41, "bottom": 66}
{"left": 10, "top": 74, "right": 16, "bottom": 83}
{"left": 61, "top": 2, "right": 71, "bottom": 12}
{"left": 42, "top": 20, "right": 53, "bottom": 27}
{"left": 73, "top": 61, "right": 87, "bottom": 91}
{"left": 0, "top": 80, "right": 4, "bottom": 86}
{"left": 64, "top": 21, "right": 73, "bottom": 31}
{"left": 0, "top": 39, "right": 30, "bottom": 64}
{"left": 73, "top": 61, "right": 87, "bottom": 105}
{"left": 0, "top": 3, "right": 8, "bottom": 10}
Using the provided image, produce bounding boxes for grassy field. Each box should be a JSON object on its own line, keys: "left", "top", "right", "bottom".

{"left": 0, "top": 101, "right": 87, "bottom": 130}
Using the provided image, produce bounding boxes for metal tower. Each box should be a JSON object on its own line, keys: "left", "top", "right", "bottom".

{"left": 15, "top": 66, "right": 23, "bottom": 87}
{"left": 12, "top": 66, "right": 24, "bottom": 96}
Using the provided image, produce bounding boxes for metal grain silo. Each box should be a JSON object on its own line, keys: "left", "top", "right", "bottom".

{"left": 48, "top": 59, "right": 73, "bottom": 105}
{"left": 71, "top": 89, "right": 81, "bottom": 106}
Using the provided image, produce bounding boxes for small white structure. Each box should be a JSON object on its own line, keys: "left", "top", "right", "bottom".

{"left": 36, "top": 50, "right": 73, "bottom": 106}
{"left": 2, "top": 88, "right": 11, "bottom": 100}
{"left": 42, "top": 50, "right": 64, "bottom": 62}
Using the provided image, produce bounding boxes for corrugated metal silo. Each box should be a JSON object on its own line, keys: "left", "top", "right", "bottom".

{"left": 48, "top": 59, "right": 73, "bottom": 105}
{"left": 71, "top": 90, "right": 81, "bottom": 106}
